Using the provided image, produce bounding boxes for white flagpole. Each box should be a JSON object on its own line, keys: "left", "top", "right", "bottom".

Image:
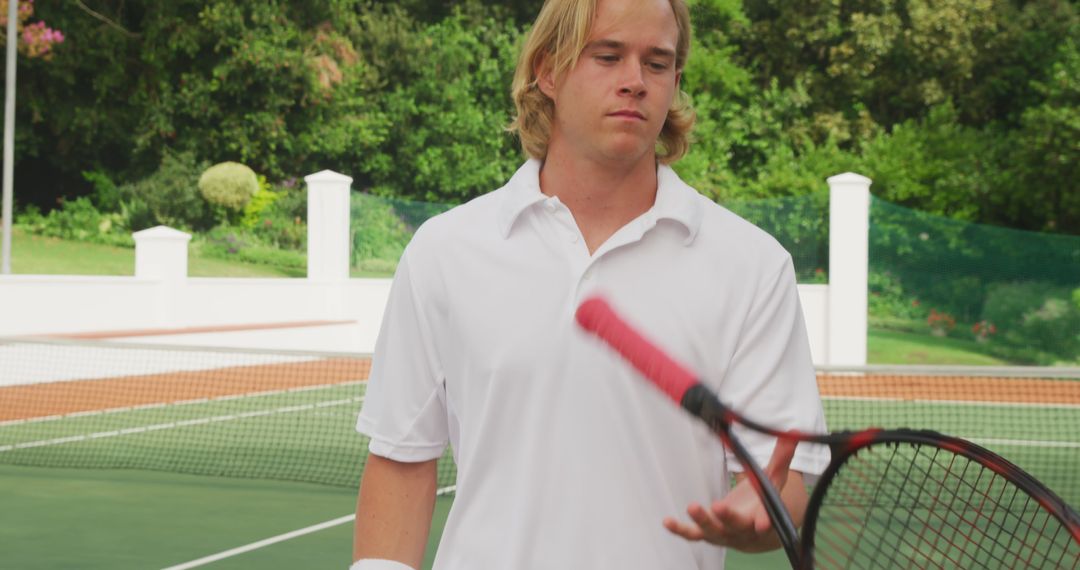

{"left": 1, "top": 0, "right": 17, "bottom": 274}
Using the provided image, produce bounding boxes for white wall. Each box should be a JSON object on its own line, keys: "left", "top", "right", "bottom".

{"left": 0, "top": 276, "right": 160, "bottom": 335}
{"left": 0, "top": 170, "right": 869, "bottom": 364}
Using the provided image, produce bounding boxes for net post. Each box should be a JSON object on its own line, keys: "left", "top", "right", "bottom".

{"left": 825, "top": 173, "right": 871, "bottom": 366}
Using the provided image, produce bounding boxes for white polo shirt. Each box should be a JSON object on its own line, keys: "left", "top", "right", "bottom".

{"left": 356, "top": 160, "right": 829, "bottom": 569}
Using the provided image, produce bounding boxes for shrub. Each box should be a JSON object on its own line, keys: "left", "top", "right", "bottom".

{"left": 246, "top": 183, "right": 307, "bottom": 251}
{"left": 16, "top": 197, "right": 132, "bottom": 247}
{"left": 868, "top": 270, "right": 925, "bottom": 322}
{"left": 1021, "top": 298, "right": 1080, "bottom": 358}
{"left": 82, "top": 170, "right": 123, "bottom": 212}
{"left": 982, "top": 282, "right": 1080, "bottom": 360}
{"left": 117, "top": 151, "right": 215, "bottom": 232}
{"left": 350, "top": 193, "right": 413, "bottom": 268}
{"left": 198, "top": 162, "right": 259, "bottom": 211}
{"left": 191, "top": 227, "right": 306, "bottom": 277}
{"left": 240, "top": 176, "right": 280, "bottom": 229}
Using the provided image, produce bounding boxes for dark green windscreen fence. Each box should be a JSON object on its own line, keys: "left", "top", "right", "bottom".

{"left": 350, "top": 190, "right": 1080, "bottom": 364}
{"left": 726, "top": 193, "right": 830, "bottom": 283}
{"left": 869, "top": 198, "right": 1080, "bottom": 364}
{"left": 349, "top": 190, "right": 832, "bottom": 282}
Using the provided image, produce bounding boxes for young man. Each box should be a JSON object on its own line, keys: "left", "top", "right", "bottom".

{"left": 351, "top": 0, "right": 828, "bottom": 568}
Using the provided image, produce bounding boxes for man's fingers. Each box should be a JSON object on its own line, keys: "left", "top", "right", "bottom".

{"left": 663, "top": 516, "right": 704, "bottom": 541}
{"left": 664, "top": 502, "right": 730, "bottom": 543}
{"left": 712, "top": 500, "right": 755, "bottom": 535}
{"left": 686, "top": 502, "right": 722, "bottom": 535}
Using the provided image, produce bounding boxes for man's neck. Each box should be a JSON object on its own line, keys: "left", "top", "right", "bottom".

{"left": 539, "top": 147, "right": 659, "bottom": 254}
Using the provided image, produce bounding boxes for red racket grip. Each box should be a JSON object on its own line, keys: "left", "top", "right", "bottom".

{"left": 576, "top": 296, "right": 698, "bottom": 404}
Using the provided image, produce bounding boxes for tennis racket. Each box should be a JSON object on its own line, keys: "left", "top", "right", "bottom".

{"left": 575, "top": 296, "right": 1080, "bottom": 569}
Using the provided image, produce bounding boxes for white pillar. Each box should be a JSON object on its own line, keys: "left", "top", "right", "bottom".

{"left": 134, "top": 226, "right": 191, "bottom": 280}
{"left": 826, "top": 173, "right": 871, "bottom": 366}
{"left": 305, "top": 170, "right": 353, "bottom": 282}
{"left": 133, "top": 225, "right": 191, "bottom": 327}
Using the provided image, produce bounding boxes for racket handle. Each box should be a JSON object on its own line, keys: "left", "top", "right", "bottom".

{"left": 575, "top": 296, "right": 698, "bottom": 404}
{"left": 577, "top": 296, "right": 805, "bottom": 567}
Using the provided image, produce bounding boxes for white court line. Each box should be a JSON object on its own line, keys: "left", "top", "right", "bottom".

{"left": 0, "top": 396, "right": 364, "bottom": 453}
{"left": 967, "top": 437, "right": 1080, "bottom": 449}
{"left": 159, "top": 514, "right": 356, "bottom": 570}
{"left": 160, "top": 486, "right": 458, "bottom": 570}
{"left": 823, "top": 395, "right": 1080, "bottom": 410}
{"left": 0, "top": 380, "right": 365, "bottom": 428}
{"left": 0, "top": 345, "right": 324, "bottom": 387}
{"left": 820, "top": 397, "right": 1080, "bottom": 448}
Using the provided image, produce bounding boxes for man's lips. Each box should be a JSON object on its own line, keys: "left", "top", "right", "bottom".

{"left": 609, "top": 110, "right": 646, "bottom": 120}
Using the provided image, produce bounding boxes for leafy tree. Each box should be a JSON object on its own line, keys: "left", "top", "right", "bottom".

{"left": 733, "top": 0, "right": 1077, "bottom": 139}
{"left": 11, "top": 0, "right": 1080, "bottom": 238}
{"left": 357, "top": 8, "right": 523, "bottom": 201}
{"left": 996, "top": 37, "right": 1080, "bottom": 233}
{"left": 0, "top": 0, "right": 64, "bottom": 59}
{"left": 131, "top": 1, "right": 388, "bottom": 180}
{"left": 18, "top": 0, "right": 388, "bottom": 205}
{"left": 858, "top": 103, "right": 991, "bottom": 221}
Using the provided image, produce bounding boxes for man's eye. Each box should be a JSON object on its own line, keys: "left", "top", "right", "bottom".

{"left": 596, "top": 54, "right": 619, "bottom": 63}
{"left": 647, "top": 61, "right": 670, "bottom": 71}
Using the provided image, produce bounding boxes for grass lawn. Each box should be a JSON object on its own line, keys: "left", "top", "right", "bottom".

{"left": 11, "top": 228, "right": 296, "bottom": 278}
{"left": 12, "top": 227, "right": 398, "bottom": 278}
{"left": 868, "top": 328, "right": 1011, "bottom": 365}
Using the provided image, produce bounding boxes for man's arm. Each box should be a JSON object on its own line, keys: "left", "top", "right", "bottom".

{"left": 353, "top": 454, "right": 438, "bottom": 569}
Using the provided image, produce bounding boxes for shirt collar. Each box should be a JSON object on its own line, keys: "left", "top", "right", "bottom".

{"left": 496, "top": 159, "right": 704, "bottom": 245}
{"left": 496, "top": 159, "right": 547, "bottom": 238}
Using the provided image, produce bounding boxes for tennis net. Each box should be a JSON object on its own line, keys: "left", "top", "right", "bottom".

{"left": 1, "top": 338, "right": 1077, "bottom": 506}
{"left": 0, "top": 337, "right": 456, "bottom": 490}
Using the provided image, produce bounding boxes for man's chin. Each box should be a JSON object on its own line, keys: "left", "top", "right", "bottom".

{"left": 602, "top": 142, "right": 656, "bottom": 165}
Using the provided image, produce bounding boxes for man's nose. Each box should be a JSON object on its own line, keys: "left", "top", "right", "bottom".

{"left": 617, "top": 60, "right": 647, "bottom": 98}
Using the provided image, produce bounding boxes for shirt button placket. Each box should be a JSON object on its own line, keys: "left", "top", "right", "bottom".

{"left": 546, "top": 199, "right": 593, "bottom": 301}
{"left": 575, "top": 255, "right": 602, "bottom": 304}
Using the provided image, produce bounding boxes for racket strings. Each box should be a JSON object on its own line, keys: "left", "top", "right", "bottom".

{"left": 895, "top": 448, "right": 1064, "bottom": 568}
{"left": 809, "top": 442, "right": 1079, "bottom": 569}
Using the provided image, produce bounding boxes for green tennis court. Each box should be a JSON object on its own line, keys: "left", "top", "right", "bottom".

{"left": 1, "top": 338, "right": 1077, "bottom": 568}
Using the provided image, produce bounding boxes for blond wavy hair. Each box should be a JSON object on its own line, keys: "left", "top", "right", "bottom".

{"left": 507, "top": 0, "right": 695, "bottom": 164}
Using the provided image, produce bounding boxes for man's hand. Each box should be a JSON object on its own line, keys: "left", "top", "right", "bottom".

{"left": 663, "top": 439, "right": 807, "bottom": 553}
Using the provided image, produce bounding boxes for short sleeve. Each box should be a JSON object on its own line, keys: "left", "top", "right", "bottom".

{"left": 722, "top": 257, "right": 830, "bottom": 479}
{"left": 356, "top": 251, "right": 449, "bottom": 462}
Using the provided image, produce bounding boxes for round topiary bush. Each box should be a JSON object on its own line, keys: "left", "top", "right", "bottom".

{"left": 198, "top": 162, "right": 259, "bottom": 211}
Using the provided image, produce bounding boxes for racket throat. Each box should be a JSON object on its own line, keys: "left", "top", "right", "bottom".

{"left": 680, "top": 384, "right": 806, "bottom": 568}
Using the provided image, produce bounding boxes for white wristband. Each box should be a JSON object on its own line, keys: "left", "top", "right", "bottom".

{"left": 349, "top": 559, "right": 416, "bottom": 570}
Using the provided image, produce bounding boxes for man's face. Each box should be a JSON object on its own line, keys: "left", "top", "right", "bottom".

{"left": 540, "top": 0, "right": 681, "bottom": 166}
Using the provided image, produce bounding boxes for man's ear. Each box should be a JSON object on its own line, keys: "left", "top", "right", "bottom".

{"left": 536, "top": 58, "right": 557, "bottom": 100}
{"left": 675, "top": 69, "right": 682, "bottom": 89}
